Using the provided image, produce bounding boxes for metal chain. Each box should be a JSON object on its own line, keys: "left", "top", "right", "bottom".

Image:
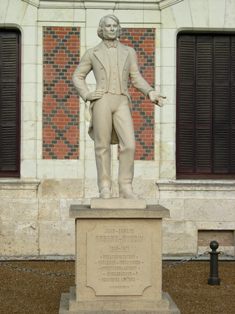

{"left": 164, "top": 251, "right": 210, "bottom": 267}
{"left": 0, "top": 251, "right": 233, "bottom": 275}
{"left": 219, "top": 251, "right": 235, "bottom": 259}
{"left": 165, "top": 250, "right": 235, "bottom": 268}
{"left": 0, "top": 261, "right": 74, "bottom": 278}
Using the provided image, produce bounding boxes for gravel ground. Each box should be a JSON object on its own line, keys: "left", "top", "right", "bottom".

{"left": 0, "top": 260, "right": 234, "bottom": 314}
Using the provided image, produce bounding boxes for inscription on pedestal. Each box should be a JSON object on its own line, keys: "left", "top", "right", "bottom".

{"left": 87, "top": 221, "right": 151, "bottom": 296}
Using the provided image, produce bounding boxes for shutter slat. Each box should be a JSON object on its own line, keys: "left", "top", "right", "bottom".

{"left": 214, "top": 37, "right": 230, "bottom": 85}
{"left": 1, "top": 35, "right": 18, "bottom": 81}
{"left": 214, "top": 86, "right": 230, "bottom": 124}
{"left": 178, "top": 128, "right": 194, "bottom": 172}
{"left": 197, "top": 36, "right": 213, "bottom": 84}
{"left": 231, "top": 36, "right": 235, "bottom": 160}
{"left": 196, "top": 37, "right": 213, "bottom": 124}
{"left": 1, "top": 82, "right": 17, "bottom": 121}
{"left": 0, "top": 126, "right": 17, "bottom": 170}
{"left": 178, "top": 87, "right": 194, "bottom": 124}
{"left": 231, "top": 38, "right": 235, "bottom": 173}
{"left": 196, "top": 85, "right": 212, "bottom": 124}
{"left": 177, "top": 35, "right": 196, "bottom": 174}
{"left": 196, "top": 128, "right": 212, "bottom": 172}
{"left": 213, "top": 36, "right": 230, "bottom": 173}
{"left": 195, "top": 37, "right": 213, "bottom": 173}
{"left": 231, "top": 128, "right": 235, "bottom": 173}
{"left": 178, "top": 36, "right": 195, "bottom": 85}
{"left": 213, "top": 127, "right": 230, "bottom": 173}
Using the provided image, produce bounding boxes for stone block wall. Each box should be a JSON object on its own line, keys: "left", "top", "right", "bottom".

{"left": 159, "top": 181, "right": 235, "bottom": 256}
{"left": 0, "top": 0, "right": 235, "bottom": 258}
{"left": 37, "top": 179, "right": 84, "bottom": 255}
{"left": 0, "top": 181, "right": 39, "bottom": 256}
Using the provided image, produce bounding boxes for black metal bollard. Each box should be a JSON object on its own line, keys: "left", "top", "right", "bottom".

{"left": 208, "top": 240, "right": 220, "bottom": 285}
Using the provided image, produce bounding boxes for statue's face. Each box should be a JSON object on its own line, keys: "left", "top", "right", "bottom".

{"left": 102, "top": 17, "right": 118, "bottom": 40}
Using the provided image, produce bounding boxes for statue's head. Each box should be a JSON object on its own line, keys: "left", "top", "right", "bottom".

{"left": 97, "top": 14, "right": 122, "bottom": 40}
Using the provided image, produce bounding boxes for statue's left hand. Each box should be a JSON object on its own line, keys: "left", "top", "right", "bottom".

{"left": 148, "top": 91, "right": 166, "bottom": 107}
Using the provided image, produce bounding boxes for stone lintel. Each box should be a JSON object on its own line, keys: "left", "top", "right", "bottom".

{"left": 69, "top": 204, "right": 170, "bottom": 219}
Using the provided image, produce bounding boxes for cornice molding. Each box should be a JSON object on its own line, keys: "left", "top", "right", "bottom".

{"left": 38, "top": 0, "right": 160, "bottom": 10}
{"left": 159, "top": 0, "right": 184, "bottom": 10}
{"left": 22, "top": 0, "right": 40, "bottom": 8}
{"left": 156, "top": 180, "right": 235, "bottom": 191}
{"left": 21, "top": 0, "right": 184, "bottom": 10}
{"left": 0, "top": 179, "right": 40, "bottom": 191}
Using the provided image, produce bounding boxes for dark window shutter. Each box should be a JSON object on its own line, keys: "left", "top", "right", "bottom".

{"left": 177, "top": 33, "right": 235, "bottom": 178}
{"left": 213, "top": 36, "right": 230, "bottom": 174}
{"left": 177, "top": 35, "right": 196, "bottom": 174}
{"left": 195, "top": 36, "right": 213, "bottom": 173}
{"left": 0, "top": 30, "right": 20, "bottom": 177}
{"left": 232, "top": 37, "right": 235, "bottom": 173}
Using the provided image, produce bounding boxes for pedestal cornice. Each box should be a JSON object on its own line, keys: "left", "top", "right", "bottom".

{"left": 70, "top": 204, "right": 170, "bottom": 219}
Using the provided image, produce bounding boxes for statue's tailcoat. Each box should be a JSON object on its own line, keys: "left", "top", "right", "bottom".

{"left": 73, "top": 41, "right": 153, "bottom": 144}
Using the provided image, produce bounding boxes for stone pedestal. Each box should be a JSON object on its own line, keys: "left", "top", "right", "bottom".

{"left": 59, "top": 205, "right": 180, "bottom": 314}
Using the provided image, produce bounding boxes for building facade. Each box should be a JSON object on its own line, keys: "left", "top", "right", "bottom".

{"left": 0, "top": 0, "right": 235, "bottom": 258}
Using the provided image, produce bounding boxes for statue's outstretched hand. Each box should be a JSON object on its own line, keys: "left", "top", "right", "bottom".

{"left": 148, "top": 91, "right": 166, "bottom": 107}
{"left": 86, "top": 90, "right": 104, "bottom": 101}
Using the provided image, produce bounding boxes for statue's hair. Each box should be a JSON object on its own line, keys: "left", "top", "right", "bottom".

{"left": 97, "top": 15, "right": 122, "bottom": 39}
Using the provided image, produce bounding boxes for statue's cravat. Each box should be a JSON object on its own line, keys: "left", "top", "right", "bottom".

{"left": 103, "top": 40, "right": 118, "bottom": 48}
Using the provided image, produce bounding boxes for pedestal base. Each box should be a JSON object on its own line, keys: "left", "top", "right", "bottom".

{"left": 59, "top": 287, "right": 180, "bottom": 314}
{"left": 61, "top": 205, "right": 181, "bottom": 314}
{"left": 90, "top": 197, "right": 146, "bottom": 209}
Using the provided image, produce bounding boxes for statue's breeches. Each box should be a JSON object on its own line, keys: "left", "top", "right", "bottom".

{"left": 92, "top": 93, "right": 135, "bottom": 191}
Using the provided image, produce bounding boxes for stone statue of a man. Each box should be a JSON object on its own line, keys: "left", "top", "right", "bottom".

{"left": 73, "top": 14, "right": 164, "bottom": 199}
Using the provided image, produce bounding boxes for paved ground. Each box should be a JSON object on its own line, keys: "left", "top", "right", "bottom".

{"left": 0, "top": 260, "right": 234, "bottom": 314}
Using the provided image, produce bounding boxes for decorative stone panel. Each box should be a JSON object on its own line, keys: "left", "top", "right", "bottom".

{"left": 43, "top": 27, "right": 154, "bottom": 161}
{"left": 121, "top": 28, "right": 155, "bottom": 160}
{"left": 43, "top": 26, "right": 80, "bottom": 159}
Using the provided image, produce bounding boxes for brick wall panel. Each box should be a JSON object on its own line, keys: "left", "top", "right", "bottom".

{"left": 43, "top": 27, "right": 80, "bottom": 159}
{"left": 43, "top": 27, "right": 154, "bottom": 161}
{"left": 121, "top": 28, "right": 155, "bottom": 160}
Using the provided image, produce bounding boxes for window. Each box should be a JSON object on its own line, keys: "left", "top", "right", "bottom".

{"left": 177, "top": 33, "right": 235, "bottom": 178}
{"left": 0, "top": 29, "right": 20, "bottom": 177}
